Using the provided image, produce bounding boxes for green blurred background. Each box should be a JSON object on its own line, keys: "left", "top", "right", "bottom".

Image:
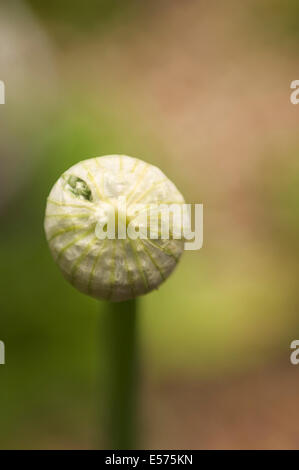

{"left": 1, "top": 0, "right": 299, "bottom": 449}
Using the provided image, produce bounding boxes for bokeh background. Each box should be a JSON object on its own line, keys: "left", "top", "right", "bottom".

{"left": 1, "top": 0, "right": 299, "bottom": 449}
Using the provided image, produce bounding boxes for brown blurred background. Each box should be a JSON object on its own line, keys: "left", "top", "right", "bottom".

{"left": 1, "top": 0, "right": 299, "bottom": 449}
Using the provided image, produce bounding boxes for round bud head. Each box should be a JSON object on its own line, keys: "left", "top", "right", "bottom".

{"left": 44, "top": 155, "right": 185, "bottom": 302}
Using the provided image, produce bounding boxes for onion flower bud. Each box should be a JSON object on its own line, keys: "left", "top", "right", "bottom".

{"left": 44, "top": 155, "right": 185, "bottom": 301}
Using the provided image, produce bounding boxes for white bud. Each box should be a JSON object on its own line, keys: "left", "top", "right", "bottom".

{"left": 44, "top": 155, "right": 185, "bottom": 302}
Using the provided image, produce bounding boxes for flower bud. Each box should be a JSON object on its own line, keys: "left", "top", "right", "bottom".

{"left": 44, "top": 155, "right": 185, "bottom": 301}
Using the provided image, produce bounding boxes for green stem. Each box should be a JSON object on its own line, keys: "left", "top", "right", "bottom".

{"left": 102, "top": 298, "right": 138, "bottom": 449}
